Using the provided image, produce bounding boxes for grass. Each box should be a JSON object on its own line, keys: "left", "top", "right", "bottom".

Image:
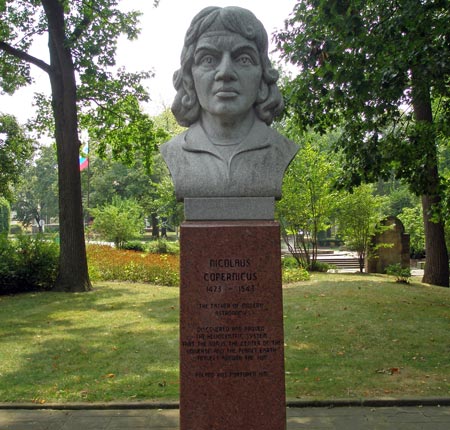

{"left": 0, "top": 273, "right": 449, "bottom": 403}
{"left": 284, "top": 273, "right": 450, "bottom": 399}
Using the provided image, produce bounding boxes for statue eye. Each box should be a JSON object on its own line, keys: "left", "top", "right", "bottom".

{"left": 199, "top": 55, "right": 217, "bottom": 66}
{"left": 236, "top": 54, "right": 255, "bottom": 66}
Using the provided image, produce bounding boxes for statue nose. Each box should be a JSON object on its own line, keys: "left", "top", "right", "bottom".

{"left": 215, "top": 53, "right": 237, "bottom": 81}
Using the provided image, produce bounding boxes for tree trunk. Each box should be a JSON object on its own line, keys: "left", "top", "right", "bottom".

{"left": 411, "top": 69, "right": 449, "bottom": 287}
{"left": 43, "top": 0, "right": 91, "bottom": 292}
{"left": 421, "top": 193, "right": 449, "bottom": 287}
{"left": 151, "top": 213, "right": 159, "bottom": 238}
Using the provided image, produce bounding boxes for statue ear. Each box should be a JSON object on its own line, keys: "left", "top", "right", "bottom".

{"left": 256, "top": 81, "right": 269, "bottom": 103}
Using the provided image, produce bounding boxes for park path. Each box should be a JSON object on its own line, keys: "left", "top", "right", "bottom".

{"left": 1, "top": 405, "right": 450, "bottom": 429}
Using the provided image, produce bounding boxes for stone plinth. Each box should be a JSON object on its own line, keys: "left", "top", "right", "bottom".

{"left": 180, "top": 221, "right": 286, "bottom": 430}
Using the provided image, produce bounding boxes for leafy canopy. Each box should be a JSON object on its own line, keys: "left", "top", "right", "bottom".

{"left": 0, "top": 0, "right": 162, "bottom": 166}
{"left": 0, "top": 113, "right": 34, "bottom": 200}
{"left": 276, "top": 0, "right": 449, "bottom": 192}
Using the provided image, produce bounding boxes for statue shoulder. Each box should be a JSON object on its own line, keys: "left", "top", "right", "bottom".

{"left": 160, "top": 131, "right": 187, "bottom": 160}
{"left": 161, "top": 131, "right": 186, "bottom": 150}
{"left": 268, "top": 126, "right": 299, "bottom": 160}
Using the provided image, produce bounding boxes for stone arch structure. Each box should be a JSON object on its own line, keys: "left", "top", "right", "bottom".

{"left": 366, "top": 216, "right": 410, "bottom": 273}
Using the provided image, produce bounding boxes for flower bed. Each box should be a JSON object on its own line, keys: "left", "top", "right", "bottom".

{"left": 87, "top": 245, "right": 180, "bottom": 286}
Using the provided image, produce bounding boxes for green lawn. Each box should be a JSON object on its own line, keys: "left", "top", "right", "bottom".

{"left": 0, "top": 273, "right": 448, "bottom": 403}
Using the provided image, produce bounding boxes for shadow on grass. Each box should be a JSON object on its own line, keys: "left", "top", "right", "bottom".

{"left": 0, "top": 284, "right": 180, "bottom": 402}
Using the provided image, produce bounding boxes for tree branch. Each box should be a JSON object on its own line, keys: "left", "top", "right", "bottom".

{"left": 0, "top": 41, "right": 51, "bottom": 74}
{"left": 69, "top": 4, "right": 96, "bottom": 44}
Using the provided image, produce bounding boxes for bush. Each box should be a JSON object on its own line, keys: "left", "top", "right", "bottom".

{"left": 90, "top": 197, "right": 144, "bottom": 248}
{"left": 147, "top": 239, "right": 180, "bottom": 255}
{"left": 281, "top": 255, "right": 302, "bottom": 269}
{"left": 282, "top": 266, "right": 311, "bottom": 283}
{"left": 309, "top": 261, "right": 330, "bottom": 272}
{"left": 0, "top": 234, "right": 59, "bottom": 294}
{"left": 386, "top": 263, "right": 411, "bottom": 284}
{"left": 121, "top": 240, "right": 146, "bottom": 252}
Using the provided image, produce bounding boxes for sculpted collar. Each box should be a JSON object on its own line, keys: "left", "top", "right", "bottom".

{"left": 182, "top": 119, "right": 271, "bottom": 160}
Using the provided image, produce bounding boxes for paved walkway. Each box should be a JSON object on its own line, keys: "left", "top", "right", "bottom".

{"left": 1, "top": 405, "right": 450, "bottom": 429}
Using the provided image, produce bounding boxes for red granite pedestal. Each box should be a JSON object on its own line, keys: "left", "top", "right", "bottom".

{"left": 180, "top": 221, "right": 286, "bottom": 430}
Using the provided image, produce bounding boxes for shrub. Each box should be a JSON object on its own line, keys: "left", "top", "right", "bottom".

{"left": 309, "top": 261, "right": 330, "bottom": 272}
{"left": 90, "top": 197, "right": 144, "bottom": 248}
{"left": 87, "top": 245, "right": 179, "bottom": 286}
{"left": 147, "top": 239, "right": 180, "bottom": 255}
{"left": 281, "top": 255, "right": 302, "bottom": 269}
{"left": 386, "top": 263, "right": 411, "bottom": 284}
{"left": 282, "top": 267, "right": 310, "bottom": 283}
{"left": 0, "top": 234, "right": 59, "bottom": 294}
{"left": 121, "top": 240, "right": 146, "bottom": 252}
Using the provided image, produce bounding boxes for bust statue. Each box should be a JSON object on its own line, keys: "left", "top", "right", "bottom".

{"left": 160, "top": 6, "right": 298, "bottom": 201}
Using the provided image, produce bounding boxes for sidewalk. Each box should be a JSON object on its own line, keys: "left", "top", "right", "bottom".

{"left": 1, "top": 404, "right": 450, "bottom": 429}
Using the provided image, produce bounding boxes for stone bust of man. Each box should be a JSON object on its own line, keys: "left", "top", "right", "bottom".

{"left": 160, "top": 6, "right": 298, "bottom": 201}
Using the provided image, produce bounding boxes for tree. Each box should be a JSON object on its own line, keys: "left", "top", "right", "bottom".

{"left": 376, "top": 178, "right": 419, "bottom": 217}
{"left": 0, "top": 1, "right": 159, "bottom": 291}
{"left": 398, "top": 204, "right": 425, "bottom": 258}
{"left": 13, "top": 145, "right": 59, "bottom": 230}
{"left": 0, "top": 114, "right": 33, "bottom": 201}
{"left": 90, "top": 197, "right": 144, "bottom": 248}
{"left": 276, "top": 0, "right": 449, "bottom": 286}
{"left": 276, "top": 135, "right": 338, "bottom": 269}
{"left": 335, "top": 184, "right": 386, "bottom": 272}
{"left": 0, "top": 197, "right": 10, "bottom": 234}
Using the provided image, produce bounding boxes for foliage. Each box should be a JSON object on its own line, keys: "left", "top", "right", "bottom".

{"left": 398, "top": 204, "right": 425, "bottom": 258}
{"left": 1, "top": 275, "right": 449, "bottom": 402}
{"left": 376, "top": 179, "right": 419, "bottom": 217}
{"left": 276, "top": 0, "right": 449, "bottom": 188}
{"left": 0, "top": 114, "right": 34, "bottom": 200}
{"left": 90, "top": 197, "right": 144, "bottom": 248}
{"left": 147, "top": 239, "right": 180, "bottom": 255}
{"left": 0, "top": 1, "right": 163, "bottom": 292}
{"left": 276, "top": 0, "right": 449, "bottom": 287}
{"left": 87, "top": 157, "right": 154, "bottom": 211}
{"left": 120, "top": 240, "right": 146, "bottom": 252}
{"left": 87, "top": 245, "right": 179, "bottom": 287}
{"left": 281, "top": 255, "right": 302, "bottom": 269}
{"left": 282, "top": 267, "right": 311, "bottom": 283}
{"left": 86, "top": 152, "right": 181, "bottom": 236}
{"left": 386, "top": 263, "right": 412, "bottom": 284}
{"left": 309, "top": 261, "right": 331, "bottom": 273}
{"left": 12, "top": 145, "right": 59, "bottom": 228}
{"left": 0, "top": 234, "right": 59, "bottom": 294}
{"left": 277, "top": 135, "right": 338, "bottom": 270}
{"left": 335, "top": 184, "right": 386, "bottom": 272}
{"left": 81, "top": 94, "right": 168, "bottom": 173}
{"left": 0, "top": 197, "right": 10, "bottom": 234}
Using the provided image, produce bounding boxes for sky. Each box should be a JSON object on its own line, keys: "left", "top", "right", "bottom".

{"left": 0, "top": 0, "right": 297, "bottom": 124}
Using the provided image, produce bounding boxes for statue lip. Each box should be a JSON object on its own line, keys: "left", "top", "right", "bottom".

{"left": 215, "top": 88, "right": 239, "bottom": 98}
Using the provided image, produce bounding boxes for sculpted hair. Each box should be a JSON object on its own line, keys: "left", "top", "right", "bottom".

{"left": 171, "top": 6, "right": 284, "bottom": 127}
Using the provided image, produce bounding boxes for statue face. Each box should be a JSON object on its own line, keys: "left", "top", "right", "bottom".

{"left": 191, "top": 32, "right": 263, "bottom": 121}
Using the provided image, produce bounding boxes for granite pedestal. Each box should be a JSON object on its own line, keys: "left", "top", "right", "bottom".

{"left": 180, "top": 221, "right": 286, "bottom": 430}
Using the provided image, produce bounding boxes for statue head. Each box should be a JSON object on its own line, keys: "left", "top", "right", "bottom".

{"left": 171, "top": 6, "right": 284, "bottom": 127}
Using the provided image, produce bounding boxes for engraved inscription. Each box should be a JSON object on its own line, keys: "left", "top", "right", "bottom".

{"left": 181, "top": 255, "right": 283, "bottom": 379}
